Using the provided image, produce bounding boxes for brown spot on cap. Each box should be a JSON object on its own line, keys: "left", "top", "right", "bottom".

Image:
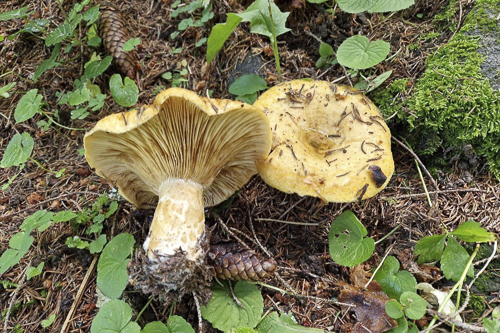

{"left": 369, "top": 165, "right": 387, "bottom": 188}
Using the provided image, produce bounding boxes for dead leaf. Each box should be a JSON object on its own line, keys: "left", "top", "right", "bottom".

{"left": 338, "top": 282, "right": 397, "bottom": 333}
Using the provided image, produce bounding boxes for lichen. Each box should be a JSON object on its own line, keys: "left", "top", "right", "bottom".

{"left": 372, "top": 0, "right": 500, "bottom": 179}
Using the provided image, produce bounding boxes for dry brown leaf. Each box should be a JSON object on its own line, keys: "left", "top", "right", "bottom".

{"left": 338, "top": 282, "right": 397, "bottom": 333}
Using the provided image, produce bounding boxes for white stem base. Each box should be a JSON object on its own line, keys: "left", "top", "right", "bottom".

{"left": 143, "top": 178, "right": 205, "bottom": 262}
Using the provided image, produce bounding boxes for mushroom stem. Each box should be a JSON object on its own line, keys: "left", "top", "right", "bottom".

{"left": 144, "top": 178, "right": 206, "bottom": 263}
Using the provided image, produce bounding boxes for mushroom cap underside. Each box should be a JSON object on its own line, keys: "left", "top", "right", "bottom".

{"left": 254, "top": 80, "right": 394, "bottom": 202}
{"left": 84, "top": 88, "right": 272, "bottom": 208}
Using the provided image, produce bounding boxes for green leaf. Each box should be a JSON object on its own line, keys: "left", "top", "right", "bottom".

{"left": 237, "top": 93, "right": 258, "bottom": 105}
{"left": 97, "top": 233, "right": 135, "bottom": 299}
{"left": 235, "top": 327, "right": 257, "bottom": 333}
{"left": 110, "top": 74, "right": 139, "bottom": 107}
{"left": 33, "top": 43, "right": 61, "bottom": 82}
{"left": 14, "top": 89, "right": 43, "bottom": 123}
{"left": 0, "top": 6, "right": 29, "bottom": 21}
{"left": 84, "top": 6, "right": 100, "bottom": 25}
{"left": 91, "top": 299, "right": 141, "bottom": 333}
{"left": 46, "top": 22, "right": 74, "bottom": 46}
{"left": 69, "top": 87, "right": 91, "bottom": 106}
{"left": 0, "top": 82, "right": 17, "bottom": 99}
{"left": 1, "top": 132, "right": 34, "bottom": 168}
{"left": 336, "top": 0, "right": 414, "bottom": 13}
{"left": 89, "top": 234, "right": 107, "bottom": 254}
{"left": 385, "top": 300, "right": 404, "bottom": 319}
{"left": 207, "top": 13, "right": 242, "bottom": 64}
{"left": 257, "top": 312, "right": 324, "bottom": 332}
{"left": 328, "top": 210, "right": 375, "bottom": 267}
{"left": 141, "top": 321, "right": 168, "bottom": 333}
{"left": 53, "top": 210, "right": 77, "bottom": 223}
{"left": 237, "top": 0, "right": 290, "bottom": 40}
{"left": 84, "top": 55, "right": 113, "bottom": 80}
{"left": 26, "top": 262, "right": 44, "bottom": 280}
{"left": 23, "top": 18, "right": 50, "bottom": 33}
{"left": 387, "top": 316, "right": 409, "bottom": 333}
{"left": 319, "top": 42, "right": 334, "bottom": 58}
{"left": 373, "top": 256, "right": 417, "bottom": 299}
{"left": 365, "top": 70, "right": 393, "bottom": 93}
{"left": 337, "top": 35, "right": 390, "bottom": 70}
{"left": 41, "top": 313, "right": 56, "bottom": 328}
{"left": 368, "top": 0, "right": 415, "bottom": 13}
{"left": 441, "top": 236, "right": 474, "bottom": 282}
{"left": 414, "top": 234, "right": 447, "bottom": 264}
{"left": 399, "top": 292, "right": 427, "bottom": 320}
{"left": 229, "top": 74, "right": 268, "bottom": 97}
{"left": 451, "top": 220, "right": 496, "bottom": 243}
{"left": 20, "top": 210, "right": 54, "bottom": 232}
{"left": 0, "top": 231, "right": 34, "bottom": 275}
{"left": 483, "top": 318, "right": 500, "bottom": 333}
{"left": 167, "top": 316, "right": 195, "bottom": 333}
{"left": 201, "top": 281, "right": 263, "bottom": 332}
{"left": 66, "top": 236, "right": 89, "bottom": 249}
{"left": 122, "top": 38, "right": 141, "bottom": 52}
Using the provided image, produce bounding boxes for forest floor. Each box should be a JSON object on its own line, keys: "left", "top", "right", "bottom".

{"left": 0, "top": 0, "right": 499, "bottom": 332}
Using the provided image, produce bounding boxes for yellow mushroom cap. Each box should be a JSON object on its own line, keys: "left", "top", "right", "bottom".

{"left": 254, "top": 80, "right": 394, "bottom": 202}
{"left": 84, "top": 87, "right": 272, "bottom": 209}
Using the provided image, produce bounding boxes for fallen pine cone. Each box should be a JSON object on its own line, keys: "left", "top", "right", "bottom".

{"left": 208, "top": 243, "right": 277, "bottom": 281}
{"left": 99, "top": 2, "right": 138, "bottom": 79}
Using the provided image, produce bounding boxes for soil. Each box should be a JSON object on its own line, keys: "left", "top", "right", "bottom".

{"left": 1, "top": 0, "right": 499, "bottom": 332}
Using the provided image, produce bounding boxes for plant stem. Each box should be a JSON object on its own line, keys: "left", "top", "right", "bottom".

{"left": 415, "top": 159, "right": 432, "bottom": 207}
{"left": 374, "top": 224, "right": 401, "bottom": 245}
{"left": 28, "top": 157, "right": 62, "bottom": 176}
{"left": 267, "top": 0, "right": 282, "bottom": 81}
{"left": 39, "top": 110, "right": 86, "bottom": 131}
{"left": 135, "top": 297, "right": 154, "bottom": 322}
{"left": 426, "top": 243, "right": 480, "bottom": 330}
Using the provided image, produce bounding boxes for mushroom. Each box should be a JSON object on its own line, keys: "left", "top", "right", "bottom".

{"left": 84, "top": 87, "right": 271, "bottom": 296}
{"left": 254, "top": 79, "right": 394, "bottom": 202}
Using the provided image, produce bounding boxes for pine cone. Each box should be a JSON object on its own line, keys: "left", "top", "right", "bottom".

{"left": 208, "top": 244, "right": 277, "bottom": 281}
{"left": 99, "top": 2, "right": 138, "bottom": 79}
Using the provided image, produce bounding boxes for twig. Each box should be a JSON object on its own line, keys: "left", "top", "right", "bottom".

{"left": 192, "top": 292, "right": 203, "bottom": 333}
{"left": 0, "top": 191, "right": 101, "bottom": 220}
{"left": 216, "top": 217, "right": 251, "bottom": 250}
{"left": 364, "top": 244, "right": 394, "bottom": 289}
{"left": 278, "top": 196, "right": 307, "bottom": 220}
{"left": 255, "top": 218, "right": 320, "bottom": 226}
{"left": 3, "top": 262, "right": 29, "bottom": 333}
{"left": 61, "top": 255, "right": 98, "bottom": 333}
{"left": 248, "top": 212, "right": 273, "bottom": 258}
{"left": 379, "top": 188, "right": 486, "bottom": 200}
{"left": 424, "top": 308, "right": 486, "bottom": 332}
{"left": 468, "top": 241, "right": 498, "bottom": 288}
{"left": 391, "top": 136, "right": 438, "bottom": 190}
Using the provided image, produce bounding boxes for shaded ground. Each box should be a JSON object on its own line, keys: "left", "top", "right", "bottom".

{"left": 1, "top": 0, "right": 499, "bottom": 332}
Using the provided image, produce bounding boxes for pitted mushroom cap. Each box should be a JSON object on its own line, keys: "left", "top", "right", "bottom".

{"left": 84, "top": 87, "right": 272, "bottom": 208}
{"left": 254, "top": 80, "right": 394, "bottom": 202}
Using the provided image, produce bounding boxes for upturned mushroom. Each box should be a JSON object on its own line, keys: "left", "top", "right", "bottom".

{"left": 254, "top": 79, "right": 394, "bottom": 202}
{"left": 84, "top": 88, "right": 271, "bottom": 296}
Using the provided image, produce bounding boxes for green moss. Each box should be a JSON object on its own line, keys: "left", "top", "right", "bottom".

{"left": 373, "top": 0, "right": 500, "bottom": 179}
{"left": 467, "top": 294, "right": 487, "bottom": 318}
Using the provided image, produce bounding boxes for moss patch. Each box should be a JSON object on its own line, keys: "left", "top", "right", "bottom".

{"left": 373, "top": 0, "right": 500, "bottom": 178}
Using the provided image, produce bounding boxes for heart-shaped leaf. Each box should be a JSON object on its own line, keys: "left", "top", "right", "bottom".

{"left": 15, "top": 89, "right": 43, "bottom": 123}
{"left": 1, "top": 132, "right": 34, "bottom": 168}
{"left": 337, "top": 35, "right": 390, "bottom": 69}
{"left": 201, "top": 281, "right": 263, "bottom": 332}
{"left": 91, "top": 299, "right": 140, "bottom": 333}
{"left": 110, "top": 74, "right": 139, "bottom": 107}
{"left": 97, "top": 233, "right": 135, "bottom": 299}
{"left": 373, "top": 255, "right": 416, "bottom": 299}
{"left": 329, "top": 210, "right": 375, "bottom": 267}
